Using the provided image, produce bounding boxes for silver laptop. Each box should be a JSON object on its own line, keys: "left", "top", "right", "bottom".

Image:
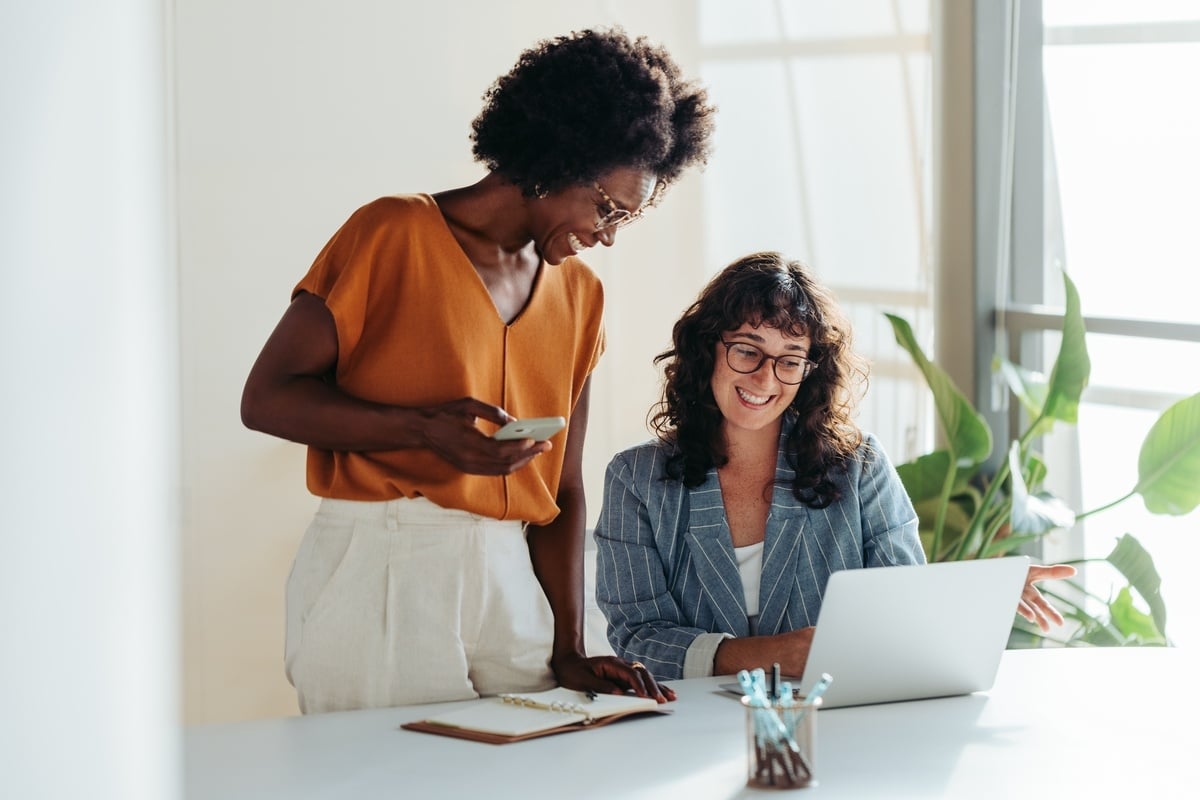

{"left": 795, "top": 556, "right": 1030, "bottom": 708}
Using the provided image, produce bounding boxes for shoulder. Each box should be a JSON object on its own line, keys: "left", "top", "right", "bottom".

{"left": 340, "top": 193, "right": 440, "bottom": 231}
{"left": 607, "top": 437, "right": 674, "bottom": 483}
{"left": 855, "top": 432, "right": 897, "bottom": 470}
{"left": 841, "top": 432, "right": 909, "bottom": 499}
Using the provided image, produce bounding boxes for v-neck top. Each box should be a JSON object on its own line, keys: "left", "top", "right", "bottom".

{"left": 292, "top": 194, "right": 606, "bottom": 524}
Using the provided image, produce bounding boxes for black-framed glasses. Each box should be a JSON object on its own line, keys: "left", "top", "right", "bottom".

{"left": 720, "top": 339, "right": 818, "bottom": 385}
{"left": 593, "top": 181, "right": 649, "bottom": 231}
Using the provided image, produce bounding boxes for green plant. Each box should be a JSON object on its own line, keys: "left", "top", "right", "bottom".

{"left": 885, "top": 272, "right": 1200, "bottom": 646}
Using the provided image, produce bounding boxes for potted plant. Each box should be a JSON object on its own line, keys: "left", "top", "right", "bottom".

{"left": 885, "top": 272, "right": 1200, "bottom": 646}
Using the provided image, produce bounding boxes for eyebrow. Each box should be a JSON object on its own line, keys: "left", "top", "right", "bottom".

{"left": 727, "top": 331, "right": 810, "bottom": 354}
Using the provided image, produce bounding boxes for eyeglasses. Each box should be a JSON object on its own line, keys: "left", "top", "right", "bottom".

{"left": 720, "top": 340, "right": 818, "bottom": 385}
{"left": 593, "top": 181, "right": 648, "bottom": 231}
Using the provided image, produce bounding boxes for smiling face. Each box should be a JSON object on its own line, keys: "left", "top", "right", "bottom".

{"left": 528, "top": 166, "right": 657, "bottom": 265}
{"left": 711, "top": 322, "right": 812, "bottom": 437}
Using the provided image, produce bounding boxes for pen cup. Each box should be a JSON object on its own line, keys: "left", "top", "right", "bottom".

{"left": 741, "top": 695, "right": 819, "bottom": 789}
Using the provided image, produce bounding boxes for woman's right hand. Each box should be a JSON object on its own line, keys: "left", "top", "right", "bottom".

{"left": 418, "top": 397, "right": 552, "bottom": 475}
{"left": 242, "top": 293, "right": 550, "bottom": 474}
{"left": 713, "top": 626, "right": 815, "bottom": 678}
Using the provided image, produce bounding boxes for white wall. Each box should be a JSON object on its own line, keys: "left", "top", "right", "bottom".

{"left": 176, "top": 0, "right": 708, "bottom": 723}
{"left": 1, "top": 1, "right": 179, "bottom": 798}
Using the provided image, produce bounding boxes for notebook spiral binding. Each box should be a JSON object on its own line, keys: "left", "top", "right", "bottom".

{"left": 498, "top": 693, "right": 592, "bottom": 718}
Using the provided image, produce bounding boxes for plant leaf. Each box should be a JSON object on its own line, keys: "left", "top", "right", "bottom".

{"left": 994, "top": 355, "right": 1049, "bottom": 420}
{"left": 1133, "top": 391, "right": 1200, "bottom": 516}
{"left": 886, "top": 313, "right": 992, "bottom": 467}
{"left": 1040, "top": 271, "right": 1090, "bottom": 425}
{"left": 1105, "top": 534, "right": 1167, "bottom": 637}
{"left": 896, "top": 451, "right": 951, "bottom": 503}
{"left": 915, "top": 496, "right": 973, "bottom": 561}
{"left": 1107, "top": 587, "right": 1166, "bottom": 645}
{"left": 896, "top": 451, "right": 976, "bottom": 502}
{"left": 980, "top": 532, "right": 1041, "bottom": 558}
{"left": 1007, "top": 442, "right": 1076, "bottom": 535}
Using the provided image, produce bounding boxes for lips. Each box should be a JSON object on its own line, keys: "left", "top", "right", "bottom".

{"left": 566, "top": 232, "right": 589, "bottom": 254}
{"left": 736, "top": 387, "right": 772, "bottom": 407}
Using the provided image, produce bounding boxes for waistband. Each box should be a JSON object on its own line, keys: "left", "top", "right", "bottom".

{"left": 315, "top": 495, "right": 525, "bottom": 532}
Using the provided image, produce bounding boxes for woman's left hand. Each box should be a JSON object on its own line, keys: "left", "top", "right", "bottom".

{"left": 1017, "top": 564, "right": 1077, "bottom": 631}
{"left": 552, "top": 653, "right": 676, "bottom": 704}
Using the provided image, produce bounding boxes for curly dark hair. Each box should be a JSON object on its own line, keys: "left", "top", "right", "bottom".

{"left": 471, "top": 28, "right": 715, "bottom": 198}
{"left": 651, "top": 252, "right": 869, "bottom": 508}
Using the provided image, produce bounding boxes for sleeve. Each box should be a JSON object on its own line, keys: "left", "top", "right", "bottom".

{"left": 857, "top": 435, "right": 926, "bottom": 567}
{"left": 593, "top": 451, "right": 719, "bottom": 681}
{"left": 292, "top": 199, "right": 397, "bottom": 358}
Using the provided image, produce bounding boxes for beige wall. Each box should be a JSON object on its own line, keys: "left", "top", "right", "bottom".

{"left": 177, "top": 1, "right": 708, "bottom": 723}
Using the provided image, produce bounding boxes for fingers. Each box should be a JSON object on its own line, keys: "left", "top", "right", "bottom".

{"left": 1015, "top": 564, "right": 1075, "bottom": 631}
{"left": 451, "top": 397, "right": 513, "bottom": 427}
{"left": 1018, "top": 583, "right": 1066, "bottom": 632}
{"left": 1028, "top": 564, "right": 1077, "bottom": 583}
{"left": 591, "top": 658, "right": 674, "bottom": 704}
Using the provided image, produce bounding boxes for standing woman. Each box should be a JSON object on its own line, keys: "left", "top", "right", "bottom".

{"left": 241, "top": 28, "right": 715, "bottom": 713}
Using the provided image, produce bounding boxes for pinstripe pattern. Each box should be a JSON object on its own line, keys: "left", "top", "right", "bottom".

{"left": 594, "top": 425, "right": 923, "bottom": 680}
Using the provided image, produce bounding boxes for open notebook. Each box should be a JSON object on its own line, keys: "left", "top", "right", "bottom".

{"left": 402, "top": 687, "right": 670, "bottom": 744}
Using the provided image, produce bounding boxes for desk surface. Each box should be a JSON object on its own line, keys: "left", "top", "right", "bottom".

{"left": 186, "top": 649, "right": 1195, "bottom": 799}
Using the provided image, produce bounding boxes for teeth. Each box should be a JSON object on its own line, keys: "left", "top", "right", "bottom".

{"left": 567, "top": 233, "right": 589, "bottom": 252}
{"left": 736, "top": 387, "right": 770, "bottom": 406}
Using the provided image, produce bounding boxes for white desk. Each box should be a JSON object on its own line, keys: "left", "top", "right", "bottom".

{"left": 186, "top": 649, "right": 1195, "bottom": 799}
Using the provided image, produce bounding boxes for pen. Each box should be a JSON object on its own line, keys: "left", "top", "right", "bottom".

{"left": 585, "top": 690, "right": 598, "bottom": 701}
{"left": 802, "top": 673, "right": 834, "bottom": 705}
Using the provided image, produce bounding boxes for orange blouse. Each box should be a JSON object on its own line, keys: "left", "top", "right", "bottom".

{"left": 293, "top": 194, "right": 605, "bottom": 524}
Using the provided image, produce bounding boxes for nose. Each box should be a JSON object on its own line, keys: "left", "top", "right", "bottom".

{"left": 595, "top": 227, "right": 616, "bottom": 247}
{"left": 751, "top": 359, "right": 780, "bottom": 386}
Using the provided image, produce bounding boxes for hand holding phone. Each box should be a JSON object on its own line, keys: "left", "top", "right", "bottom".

{"left": 492, "top": 416, "right": 567, "bottom": 441}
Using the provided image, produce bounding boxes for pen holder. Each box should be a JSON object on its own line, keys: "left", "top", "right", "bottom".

{"left": 741, "top": 695, "right": 819, "bottom": 789}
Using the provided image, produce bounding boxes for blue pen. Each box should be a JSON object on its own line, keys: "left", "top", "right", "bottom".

{"left": 802, "top": 673, "right": 834, "bottom": 705}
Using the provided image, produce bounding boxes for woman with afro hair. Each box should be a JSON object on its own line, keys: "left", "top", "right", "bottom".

{"left": 594, "top": 253, "right": 1074, "bottom": 680}
{"left": 242, "top": 28, "right": 715, "bottom": 713}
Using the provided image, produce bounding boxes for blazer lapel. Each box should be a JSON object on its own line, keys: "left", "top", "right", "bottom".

{"left": 682, "top": 469, "right": 750, "bottom": 637}
{"left": 757, "top": 443, "right": 809, "bottom": 635}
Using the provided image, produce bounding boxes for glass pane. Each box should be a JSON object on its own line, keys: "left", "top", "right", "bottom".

{"left": 1044, "top": 0, "right": 1200, "bottom": 27}
{"left": 1044, "top": 42, "right": 1200, "bottom": 321}
{"left": 699, "top": 0, "right": 930, "bottom": 45}
{"left": 701, "top": 53, "right": 930, "bottom": 291}
{"left": 1073, "top": 403, "right": 1199, "bottom": 647}
{"left": 697, "top": 0, "right": 934, "bottom": 470}
{"left": 1041, "top": 17, "right": 1200, "bottom": 648}
{"left": 1084, "top": 334, "right": 1200, "bottom": 398}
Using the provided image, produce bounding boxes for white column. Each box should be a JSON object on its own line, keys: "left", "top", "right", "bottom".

{"left": 0, "top": 2, "right": 180, "bottom": 798}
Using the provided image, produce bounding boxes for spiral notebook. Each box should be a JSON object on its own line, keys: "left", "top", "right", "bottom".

{"left": 401, "top": 687, "right": 670, "bottom": 744}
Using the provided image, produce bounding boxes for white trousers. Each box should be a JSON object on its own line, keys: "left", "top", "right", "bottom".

{"left": 285, "top": 496, "right": 555, "bottom": 713}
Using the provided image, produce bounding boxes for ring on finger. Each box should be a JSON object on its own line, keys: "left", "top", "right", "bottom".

{"left": 630, "top": 661, "right": 646, "bottom": 670}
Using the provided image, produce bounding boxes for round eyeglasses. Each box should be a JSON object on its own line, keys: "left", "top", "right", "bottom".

{"left": 720, "top": 339, "right": 817, "bottom": 385}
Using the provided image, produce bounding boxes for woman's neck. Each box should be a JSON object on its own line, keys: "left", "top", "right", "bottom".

{"left": 721, "top": 418, "right": 783, "bottom": 469}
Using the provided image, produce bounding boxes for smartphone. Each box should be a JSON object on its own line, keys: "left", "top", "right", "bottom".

{"left": 493, "top": 416, "right": 567, "bottom": 441}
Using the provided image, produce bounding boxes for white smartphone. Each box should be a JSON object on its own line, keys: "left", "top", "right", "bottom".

{"left": 492, "top": 416, "right": 567, "bottom": 441}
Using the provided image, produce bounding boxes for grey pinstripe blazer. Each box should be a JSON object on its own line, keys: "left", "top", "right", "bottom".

{"left": 594, "top": 425, "right": 923, "bottom": 680}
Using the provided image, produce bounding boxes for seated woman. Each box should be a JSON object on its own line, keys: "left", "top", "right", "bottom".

{"left": 594, "top": 252, "right": 1073, "bottom": 680}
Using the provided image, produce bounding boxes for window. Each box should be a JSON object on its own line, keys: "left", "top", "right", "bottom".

{"left": 1000, "top": 1, "right": 1200, "bottom": 645}
{"left": 697, "top": 0, "right": 936, "bottom": 462}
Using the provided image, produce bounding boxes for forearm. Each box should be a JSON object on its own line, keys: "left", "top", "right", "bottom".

{"left": 713, "top": 628, "right": 814, "bottom": 677}
{"left": 527, "top": 484, "right": 587, "bottom": 663}
{"left": 241, "top": 375, "right": 429, "bottom": 452}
